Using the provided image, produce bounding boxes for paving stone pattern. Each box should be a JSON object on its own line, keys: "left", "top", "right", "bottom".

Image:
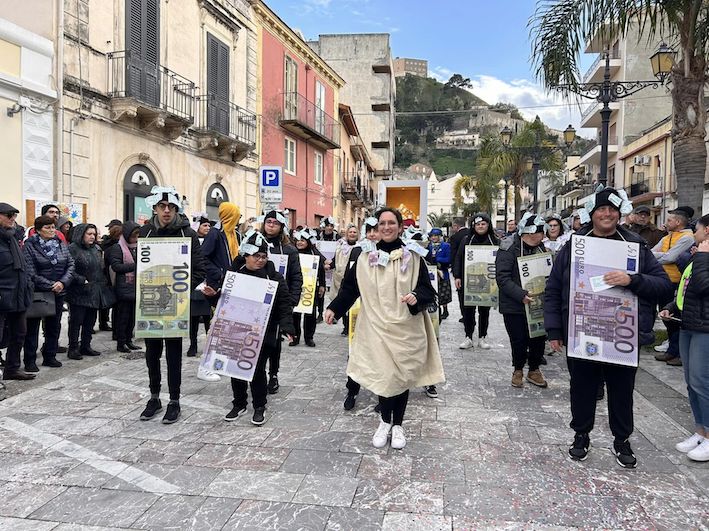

{"left": 0, "top": 304, "right": 707, "bottom": 530}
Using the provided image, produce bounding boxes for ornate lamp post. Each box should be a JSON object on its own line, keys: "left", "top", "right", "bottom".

{"left": 554, "top": 43, "right": 675, "bottom": 187}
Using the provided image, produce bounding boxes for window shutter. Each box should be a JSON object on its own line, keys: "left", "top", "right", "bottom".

{"left": 144, "top": 0, "right": 160, "bottom": 106}
{"left": 207, "top": 33, "right": 229, "bottom": 135}
{"left": 125, "top": 0, "right": 160, "bottom": 106}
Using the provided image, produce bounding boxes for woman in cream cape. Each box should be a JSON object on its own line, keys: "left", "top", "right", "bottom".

{"left": 325, "top": 207, "right": 445, "bottom": 450}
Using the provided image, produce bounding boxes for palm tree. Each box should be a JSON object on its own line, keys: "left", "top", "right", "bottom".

{"left": 467, "top": 122, "right": 564, "bottom": 219}
{"left": 427, "top": 212, "right": 451, "bottom": 228}
{"left": 530, "top": 1, "right": 707, "bottom": 216}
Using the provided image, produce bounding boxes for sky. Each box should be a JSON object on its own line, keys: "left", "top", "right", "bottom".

{"left": 264, "top": 0, "right": 594, "bottom": 136}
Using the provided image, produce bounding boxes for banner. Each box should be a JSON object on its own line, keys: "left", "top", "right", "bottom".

{"left": 199, "top": 272, "right": 278, "bottom": 381}
{"left": 135, "top": 238, "right": 192, "bottom": 339}
{"left": 427, "top": 264, "right": 440, "bottom": 339}
{"left": 517, "top": 252, "right": 553, "bottom": 338}
{"left": 315, "top": 241, "right": 338, "bottom": 288}
{"left": 268, "top": 253, "right": 288, "bottom": 277}
{"left": 463, "top": 245, "right": 498, "bottom": 307}
{"left": 294, "top": 254, "right": 319, "bottom": 314}
{"left": 567, "top": 235, "right": 640, "bottom": 367}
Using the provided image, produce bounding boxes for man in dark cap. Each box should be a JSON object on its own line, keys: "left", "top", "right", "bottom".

{"left": 545, "top": 187, "right": 672, "bottom": 469}
{"left": 651, "top": 206, "right": 696, "bottom": 365}
{"left": 625, "top": 205, "right": 665, "bottom": 248}
{"left": 0, "top": 203, "right": 35, "bottom": 380}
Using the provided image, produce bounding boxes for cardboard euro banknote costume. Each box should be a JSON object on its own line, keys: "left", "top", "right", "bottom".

{"left": 347, "top": 245, "right": 444, "bottom": 398}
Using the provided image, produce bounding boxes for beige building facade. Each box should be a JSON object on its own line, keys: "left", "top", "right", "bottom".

{"left": 59, "top": 0, "right": 259, "bottom": 227}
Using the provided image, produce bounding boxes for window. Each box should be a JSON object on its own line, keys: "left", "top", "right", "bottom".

{"left": 207, "top": 33, "right": 230, "bottom": 134}
{"left": 315, "top": 80, "right": 325, "bottom": 134}
{"left": 284, "top": 137, "right": 296, "bottom": 174}
{"left": 314, "top": 151, "right": 323, "bottom": 185}
{"left": 371, "top": 141, "right": 390, "bottom": 149}
{"left": 284, "top": 56, "right": 298, "bottom": 119}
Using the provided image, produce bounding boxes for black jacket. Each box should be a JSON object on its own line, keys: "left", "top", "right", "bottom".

{"left": 296, "top": 243, "right": 327, "bottom": 290}
{"left": 23, "top": 234, "right": 74, "bottom": 295}
{"left": 99, "top": 235, "right": 120, "bottom": 286}
{"left": 265, "top": 235, "right": 303, "bottom": 306}
{"left": 67, "top": 224, "right": 115, "bottom": 309}
{"left": 138, "top": 215, "right": 206, "bottom": 290}
{"left": 201, "top": 224, "right": 242, "bottom": 290}
{"left": 328, "top": 238, "right": 436, "bottom": 320}
{"left": 495, "top": 234, "right": 546, "bottom": 315}
{"left": 229, "top": 258, "right": 295, "bottom": 349}
{"left": 0, "top": 227, "right": 32, "bottom": 313}
{"left": 666, "top": 252, "right": 709, "bottom": 334}
{"left": 449, "top": 227, "right": 470, "bottom": 279}
{"left": 544, "top": 225, "right": 673, "bottom": 346}
{"left": 108, "top": 221, "right": 139, "bottom": 301}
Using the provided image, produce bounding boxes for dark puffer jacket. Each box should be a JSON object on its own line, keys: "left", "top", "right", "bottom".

{"left": 544, "top": 224, "right": 673, "bottom": 346}
{"left": 265, "top": 234, "right": 303, "bottom": 307}
{"left": 665, "top": 252, "right": 709, "bottom": 334}
{"left": 0, "top": 227, "right": 32, "bottom": 312}
{"left": 23, "top": 233, "right": 74, "bottom": 294}
{"left": 67, "top": 224, "right": 115, "bottom": 309}
{"left": 108, "top": 221, "right": 140, "bottom": 301}
{"left": 229, "top": 257, "right": 295, "bottom": 349}
{"left": 495, "top": 233, "right": 546, "bottom": 315}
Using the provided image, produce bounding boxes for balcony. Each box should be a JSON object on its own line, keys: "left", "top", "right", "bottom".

{"left": 107, "top": 51, "right": 195, "bottom": 138}
{"left": 193, "top": 95, "right": 257, "bottom": 162}
{"left": 580, "top": 100, "right": 620, "bottom": 128}
{"left": 624, "top": 174, "right": 664, "bottom": 203}
{"left": 578, "top": 136, "right": 619, "bottom": 166}
{"left": 280, "top": 92, "right": 340, "bottom": 150}
{"left": 340, "top": 172, "right": 366, "bottom": 207}
{"left": 582, "top": 50, "right": 621, "bottom": 84}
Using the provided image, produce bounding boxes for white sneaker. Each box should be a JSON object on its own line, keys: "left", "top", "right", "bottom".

{"left": 687, "top": 439, "right": 709, "bottom": 462}
{"left": 372, "top": 420, "right": 392, "bottom": 448}
{"left": 391, "top": 425, "right": 407, "bottom": 449}
{"left": 479, "top": 338, "right": 492, "bottom": 350}
{"left": 197, "top": 367, "right": 221, "bottom": 382}
{"left": 676, "top": 433, "right": 705, "bottom": 453}
{"left": 459, "top": 337, "right": 474, "bottom": 349}
{"left": 654, "top": 339, "right": 670, "bottom": 353}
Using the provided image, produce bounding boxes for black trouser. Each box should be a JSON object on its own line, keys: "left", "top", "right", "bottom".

{"left": 99, "top": 307, "right": 110, "bottom": 327}
{"left": 379, "top": 390, "right": 409, "bottom": 426}
{"left": 456, "top": 285, "right": 465, "bottom": 314}
{"left": 189, "top": 314, "right": 211, "bottom": 346}
{"left": 503, "top": 313, "right": 545, "bottom": 371}
{"left": 293, "top": 311, "right": 316, "bottom": 341}
{"left": 0, "top": 311, "right": 26, "bottom": 374}
{"left": 346, "top": 376, "right": 361, "bottom": 395}
{"left": 661, "top": 283, "right": 680, "bottom": 357}
{"left": 24, "top": 295, "right": 64, "bottom": 364}
{"left": 462, "top": 304, "right": 490, "bottom": 339}
{"left": 231, "top": 344, "right": 271, "bottom": 410}
{"left": 68, "top": 304, "right": 97, "bottom": 351}
{"left": 342, "top": 312, "right": 349, "bottom": 333}
{"left": 144, "top": 338, "right": 182, "bottom": 400}
{"left": 114, "top": 300, "right": 136, "bottom": 344}
{"left": 316, "top": 292, "right": 325, "bottom": 317}
{"left": 567, "top": 356, "right": 636, "bottom": 441}
{"left": 268, "top": 336, "right": 282, "bottom": 377}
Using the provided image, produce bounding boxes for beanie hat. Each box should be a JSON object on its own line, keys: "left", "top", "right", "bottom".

{"left": 260, "top": 209, "right": 289, "bottom": 231}
{"left": 239, "top": 229, "right": 269, "bottom": 256}
{"left": 583, "top": 186, "right": 633, "bottom": 219}
{"left": 518, "top": 212, "right": 547, "bottom": 235}
{"left": 360, "top": 217, "right": 378, "bottom": 239}
{"left": 320, "top": 216, "right": 336, "bottom": 228}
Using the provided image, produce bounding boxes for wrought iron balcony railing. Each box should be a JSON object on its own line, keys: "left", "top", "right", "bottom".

{"left": 280, "top": 92, "right": 340, "bottom": 150}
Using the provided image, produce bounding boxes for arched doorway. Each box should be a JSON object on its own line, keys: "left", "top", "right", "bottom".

{"left": 123, "top": 165, "right": 156, "bottom": 224}
{"left": 206, "top": 183, "right": 228, "bottom": 220}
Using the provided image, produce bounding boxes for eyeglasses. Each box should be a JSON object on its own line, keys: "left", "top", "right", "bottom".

{"left": 251, "top": 253, "right": 268, "bottom": 261}
{"left": 156, "top": 203, "right": 174, "bottom": 211}
{"left": 0, "top": 212, "right": 17, "bottom": 219}
{"left": 264, "top": 219, "right": 281, "bottom": 226}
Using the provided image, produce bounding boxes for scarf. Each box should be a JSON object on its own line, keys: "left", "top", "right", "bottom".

{"left": 0, "top": 228, "right": 23, "bottom": 271}
{"left": 149, "top": 213, "right": 184, "bottom": 235}
{"left": 219, "top": 202, "right": 241, "bottom": 260}
{"left": 38, "top": 236, "right": 61, "bottom": 265}
{"left": 118, "top": 235, "right": 137, "bottom": 285}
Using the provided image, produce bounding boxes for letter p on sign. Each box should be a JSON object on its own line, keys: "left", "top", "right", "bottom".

{"left": 259, "top": 166, "right": 283, "bottom": 205}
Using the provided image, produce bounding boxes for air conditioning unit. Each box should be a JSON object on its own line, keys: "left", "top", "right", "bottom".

{"left": 642, "top": 155, "right": 652, "bottom": 165}
{"left": 633, "top": 156, "right": 643, "bottom": 165}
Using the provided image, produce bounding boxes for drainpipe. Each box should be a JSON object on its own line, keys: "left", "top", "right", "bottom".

{"left": 55, "top": 0, "right": 65, "bottom": 201}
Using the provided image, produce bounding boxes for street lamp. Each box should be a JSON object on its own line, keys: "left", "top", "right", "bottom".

{"left": 500, "top": 126, "right": 513, "bottom": 147}
{"left": 554, "top": 43, "right": 674, "bottom": 187}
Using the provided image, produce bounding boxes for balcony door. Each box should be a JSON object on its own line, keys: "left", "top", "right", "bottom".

{"left": 284, "top": 56, "right": 298, "bottom": 120}
{"left": 207, "top": 33, "right": 230, "bottom": 135}
{"left": 125, "top": 0, "right": 160, "bottom": 106}
{"left": 315, "top": 80, "right": 326, "bottom": 134}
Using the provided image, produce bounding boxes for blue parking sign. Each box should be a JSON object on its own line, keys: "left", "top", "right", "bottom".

{"left": 259, "top": 166, "right": 283, "bottom": 204}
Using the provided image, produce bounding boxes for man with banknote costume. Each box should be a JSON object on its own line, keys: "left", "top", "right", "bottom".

{"left": 544, "top": 187, "right": 672, "bottom": 468}
{"left": 137, "top": 186, "right": 206, "bottom": 425}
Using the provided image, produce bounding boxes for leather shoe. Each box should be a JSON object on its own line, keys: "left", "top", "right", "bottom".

{"left": 666, "top": 357, "right": 683, "bottom": 366}
{"left": 305, "top": 339, "right": 316, "bottom": 347}
{"left": 126, "top": 342, "right": 142, "bottom": 351}
{"left": 24, "top": 362, "right": 39, "bottom": 373}
{"left": 42, "top": 358, "right": 63, "bottom": 368}
{"left": 99, "top": 324, "right": 112, "bottom": 332}
{"left": 3, "top": 370, "right": 36, "bottom": 380}
{"left": 67, "top": 349, "right": 83, "bottom": 360}
{"left": 117, "top": 344, "right": 131, "bottom": 353}
{"left": 81, "top": 348, "right": 101, "bottom": 357}
{"left": 56, "top": 346, "right": 68, "bottom": 354}
{"left": 654, "top": 352, "right": 674, "bottom": 362}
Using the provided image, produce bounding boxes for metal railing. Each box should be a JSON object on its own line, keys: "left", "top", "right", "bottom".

{"left": 107, "top": 50, "right": 195, "bottom": 121}
{"left": 582, "top": 50, "right": 621, "bottom": 82}
{"left": 194, "top": 94, "right": 257, "bottom": 146}
{"left": 281, "top": 92, "right": 340, "bottom": 146}
{"left": 624, "top": 177, "right": 653, "bottom": 198}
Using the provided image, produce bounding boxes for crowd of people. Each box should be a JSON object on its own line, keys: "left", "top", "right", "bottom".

{"left": 0, "top": 183, "right": 708, "bottom": 464}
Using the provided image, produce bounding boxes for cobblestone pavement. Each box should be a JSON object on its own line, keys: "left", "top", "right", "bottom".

{"left": 0, "top": 303, "right": 707, "bottom": 530}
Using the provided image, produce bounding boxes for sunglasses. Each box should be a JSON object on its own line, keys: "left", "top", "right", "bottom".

{"left": 0, "top": 212, "right": 17, "bottom": 219}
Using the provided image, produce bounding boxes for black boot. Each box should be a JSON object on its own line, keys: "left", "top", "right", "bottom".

{"left": 186, "top": 343, "right": 197, "bottom": 357}
{"left": 81, "top": 347, "right": 101, "bottom": 357}
{"left": 117, "top": 343, "right": 131, "bottom": 353}
{"left": 126, "top": 342, "right": 142, "bottom": 351}
{"left": 441, "top": 308, "right": 449, "bottom": 320}
{"left": 67, "top": 349, "right": 83, "bottom": 360}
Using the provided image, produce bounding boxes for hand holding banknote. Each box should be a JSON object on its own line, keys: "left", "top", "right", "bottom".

{"left": 603, "top": 271, "right": 632, "bottom": 287}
